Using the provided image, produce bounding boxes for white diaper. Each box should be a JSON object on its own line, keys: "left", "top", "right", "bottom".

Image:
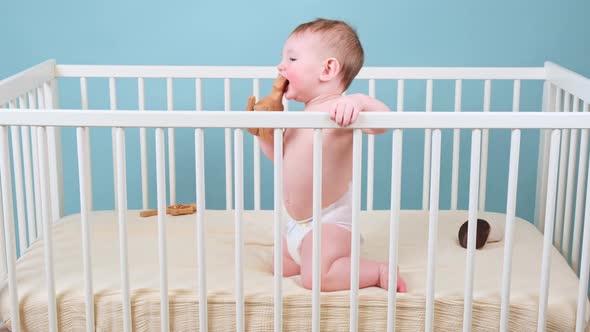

{"left": 284, "top": 184, "right": 360, "bottom": 265}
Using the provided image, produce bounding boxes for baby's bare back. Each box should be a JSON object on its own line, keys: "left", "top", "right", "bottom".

{"left": 282, "top": 115, "right": 354, "bottom": 221}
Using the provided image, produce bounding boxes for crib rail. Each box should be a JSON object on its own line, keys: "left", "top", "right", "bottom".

{"left": 2, "top": 111, "right": 590, "bottom": 331}
{"left": 55, "top": 64, "right": 546, "bottom": 80}
{"left": 1, "top": 61, "right": 590, "bottom": 331}
{"left": 0, "top": 60, "right": 56, "bottom": 106}
{"left": 4, "top": 109, "right": 590, "bottom": 128}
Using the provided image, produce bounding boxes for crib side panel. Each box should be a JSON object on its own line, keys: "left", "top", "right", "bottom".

{"left": 3, "top": 63, "right": 590, "bottom": 332}
{"left": 539, "top": 62, "right": 590, "bottom": 276}
{"left": 52, "top": 65, "right": 550, "bottom": 218}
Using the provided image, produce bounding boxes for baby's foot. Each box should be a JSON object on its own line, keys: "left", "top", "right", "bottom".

{"left": 378, "top": 264, "right": 407, "bottom": 293}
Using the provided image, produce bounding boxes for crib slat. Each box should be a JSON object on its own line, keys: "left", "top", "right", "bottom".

{"left": 76, "top": 127, "right": 95, "bottom": 332}
{"left": 196, "top": 78, "right": 203, "bottom": 112}
{"left": 535, "top": 84, "right": 557, "bottom": 231}
{"left": 462, "top": 129, "right": 481, "bottom": 332}
{"left": 479, "top": 80, "right": 492, "bottom": 211}
{"left": 0, "top": 116, "right": 5, "bottom": 271}
{"left": 555, "top": 93, "right": 571, "bottom": 249}
{"left": 194, "top": 128, "right": 208, "bottom": 331}
{"left": 80, "top": 77, "right": 89, "bottom": 109}
{"left": 366, "top": 79, "right": 375, "bottom": 210}
{"left": 425, "top": 129, "right": 442, "bottom": 332}
{"left": 167, "top": 78, "right": 176, "bottom": 205}
{"left": 349, "top": 129, "right": 362, "bottom": 332}
{"left": 253, "top": 78, "right": 261, "bottom": 210}
{"left": 537, "top": 129, "right": 561, "bottom": 332}
{"left": 225, "top": 78, "right": 233, "bottom": 210}
{"left": 512, "top": 80, "right": 521, "bottom": 113}
{"left": 155, "top": 128, "right": 170, "bottom": 332}
{"left": 116, "top": 127, "right": 133, "bottom": 332}
{"left": 397, "top": 80, "right": 404, "bottom": 114}
{"left": 273, "top": 128, "right": 283, "bottom": 332}
{"left": 422, "top": 80, "right": 433, "bottom": 209}
{"left": 562, "top": 97, "right": 580, "bottom": 257}
{"left": 80, "top": 77, "right": 93, "bottom": 211}
{"left": 43, "top": 81, "right": 61, "bottom": 223}
{"left": 312, "top": 128, "right": 323, "bottom": 332}
{"left": 576, "top": 145, "right": 590, "bottom": 331}
{"left": 387, "top": 128, "right": 403, "bottom": 332}
{"left": 0, "top": 172, "right": 5, "bottom": 278}
{"left": 84, "top": 126, "right": 93, "bottom": 211}
{"left": 499, "top": 129, "right": 521, "bottom": 332}
{"left": 0, "top": 125, "right": 21, "bottom": 331}
{"left": 9, "top": 100, "right": 27, "bottom": 255}
{"left": 20, "top": 95, "right": 37, "bottom": 244}
{"left": 234, "top": 128, "right": 245, "bottom": 332}
{"left": 138, "top": 78, "right": 149, "bottom": 209}
{"left": 38, "top": 126, "right": 57, "bottom": 332}
{"left": 572, "top": 102, "right": 590, "bottom": 272}
{"left": 31, "top": 90, "right": 43, "bottom": 240}
{"left": 451, "top": 80, "right": 462, "bottom": 210}
{"left": 109, "top": 78, "right": 119, "bottom": 211}
{"left": 282, "top": 94, "right": 289, "bottom": 111}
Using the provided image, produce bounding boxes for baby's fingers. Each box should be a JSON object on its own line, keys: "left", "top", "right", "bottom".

{"left": 330, "top": 106, "right": 337, "bottom": 121}
{"left": 341, "top": 105, "right": 356, "bottom": 127}
{"left": 350, "top": 107, "right": 360, "bottom": 126}
{"left": 335, "top": 103, "right": 346, "bottom": 126}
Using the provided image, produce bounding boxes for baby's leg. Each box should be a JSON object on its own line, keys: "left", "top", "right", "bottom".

{"left": 378, "top": 265, "right": 407, "bottom": 292}
{"left": 272, "top": 238, "right": 300, "bottom": 277}
{"left": 299, "top": 224, "right": 405, "bottom": 292}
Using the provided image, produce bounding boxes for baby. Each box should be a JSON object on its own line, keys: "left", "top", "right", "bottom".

{"left": 257, "top": 18, "right": 407, "bottom": 292}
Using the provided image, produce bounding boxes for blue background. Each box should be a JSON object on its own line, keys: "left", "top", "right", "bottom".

{"left": 1, "top": 1, "right": 589, "bottom": 256}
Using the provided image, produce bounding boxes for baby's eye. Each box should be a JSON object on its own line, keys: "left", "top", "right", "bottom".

{"left": 289, "top": 58, "right": 297, "bottom": 62}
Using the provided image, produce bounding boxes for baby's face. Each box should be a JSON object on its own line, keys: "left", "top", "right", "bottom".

{"left": 277, "top": 32, "right": 327, "bottom": 103}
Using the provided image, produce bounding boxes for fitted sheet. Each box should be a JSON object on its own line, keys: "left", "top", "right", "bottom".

{"left": 0, "top": 209, "right": 588, "bottom": 331}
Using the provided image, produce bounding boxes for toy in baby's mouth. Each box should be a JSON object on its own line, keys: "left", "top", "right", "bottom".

{"left": 458, "top": 218, "right": 505, "bottom": 249}
{"left": 245, "top": 75, "right": 288, "bottom": 140}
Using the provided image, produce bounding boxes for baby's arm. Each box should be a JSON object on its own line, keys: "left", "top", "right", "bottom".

{"left": 330, "top": 93, "right": 391, "bottom": 135}
{"left": 258, "top": 135, "right": 275, "bottom": 161}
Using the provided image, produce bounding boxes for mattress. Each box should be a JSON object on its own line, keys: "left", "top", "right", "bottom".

{"left": 0, "top": 209, "right": 588, "bottom": 331}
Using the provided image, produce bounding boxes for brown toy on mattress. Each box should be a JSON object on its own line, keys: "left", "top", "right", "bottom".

{"left": 458, "top": 218, "right": 505, "bottom": 249}
{"left": 245, "top": 75, "right": 288, "bottom": 140}
{"left": 139, "top": 203, "right": 196, "bottom": 217}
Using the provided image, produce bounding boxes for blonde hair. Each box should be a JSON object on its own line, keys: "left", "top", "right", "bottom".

{"left": 291, "top": 18, "right": 364, "bottom": 90}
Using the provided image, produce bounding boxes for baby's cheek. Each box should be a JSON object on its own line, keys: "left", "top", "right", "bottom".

{"left": 286, "top": 70, "right": 301, "bottom": 86}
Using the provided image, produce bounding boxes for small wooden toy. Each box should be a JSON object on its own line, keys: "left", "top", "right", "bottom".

{"left": 139, "top": 203, "right": 196, "bottom": 217}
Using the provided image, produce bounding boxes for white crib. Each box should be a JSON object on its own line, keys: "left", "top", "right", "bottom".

{"left": 0, "top": 60, "right": 590, "bottom": 331}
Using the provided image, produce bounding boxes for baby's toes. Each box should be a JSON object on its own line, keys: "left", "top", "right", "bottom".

{"left": 396, "top": 272, "right": 407, "bottom": 293}
{"left": 378, "top": 264, "right": 389, "bottom": 290}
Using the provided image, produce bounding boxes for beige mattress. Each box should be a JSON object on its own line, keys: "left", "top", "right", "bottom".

{"left": 0, "top": 209, "right": 588, "bottom": 331}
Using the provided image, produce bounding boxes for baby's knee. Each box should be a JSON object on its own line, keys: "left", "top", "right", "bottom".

{"left": 301, "top": 270, "right": 326, "bottom": 290}
{"left": 301, "top": 271, "right": 314, "bottom": 290}
{"left": 302, "top": 281, "right": 313, "bottom": 290}
{"left": 300, "top": 270, "right": 336, "bottom": 291}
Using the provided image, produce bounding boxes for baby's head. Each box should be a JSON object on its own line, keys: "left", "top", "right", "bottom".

{"left": 278, "top": 18, "right": 364, "bottom": 102}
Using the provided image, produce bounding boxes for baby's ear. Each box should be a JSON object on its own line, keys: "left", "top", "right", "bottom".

{"left": 320, "top": 57, "right": 341, "bottom": 82}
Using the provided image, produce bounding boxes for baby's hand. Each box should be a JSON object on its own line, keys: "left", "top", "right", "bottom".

{"left": 329, "top": 95, "right": 362, "bottom": 127}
